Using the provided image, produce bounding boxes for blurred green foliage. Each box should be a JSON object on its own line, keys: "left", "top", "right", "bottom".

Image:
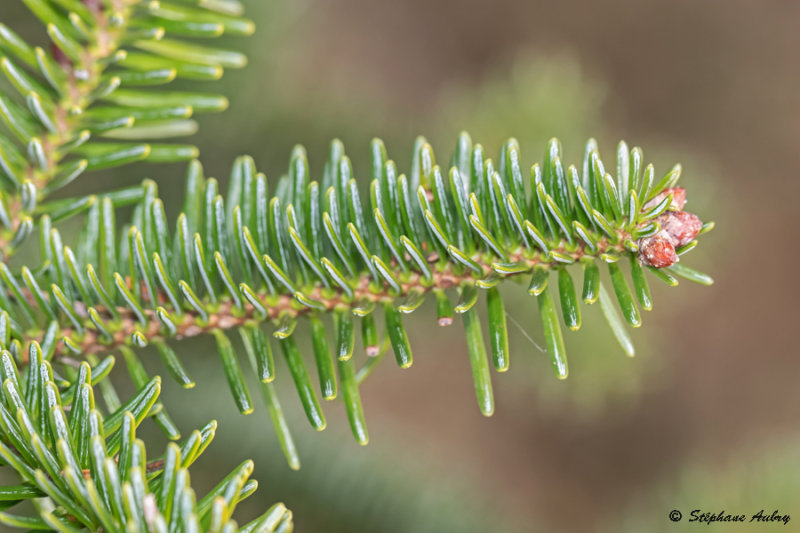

{"left": 431, "top": 53, "right": 606, "bottom": 160}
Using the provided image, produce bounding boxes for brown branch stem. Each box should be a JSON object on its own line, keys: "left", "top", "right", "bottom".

{"left": 23, "top": 235, "right": 628, "bottom": 364}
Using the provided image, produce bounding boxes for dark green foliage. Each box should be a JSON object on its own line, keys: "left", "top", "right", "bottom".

{"left": 0, "top": 0, "right": 251, "bottom": 259}
{"left": 0, "top": 347, "right": 292, "bottom": 531}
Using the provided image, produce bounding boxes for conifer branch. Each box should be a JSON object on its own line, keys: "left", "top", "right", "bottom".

{"left": 0, "top": 346, "right": 292, "bottom": 531}
{"left": 0, "top": 134, "right": 714, "bottom": 468}
{"left": 38, "top": 218, "right": 634, "bottom": 360}
{"left": 0, "top": 0, "right": 252, "bottom": 259}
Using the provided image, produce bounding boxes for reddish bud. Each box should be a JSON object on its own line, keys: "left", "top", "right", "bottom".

{"left": 659, "top": 210, "right": 702, "bottom": 247}
{"left": 636, "top": 186, "right": 702, "bottom": 268}
{"left": 638, "top": 234, "right": 679, "bottom": 268}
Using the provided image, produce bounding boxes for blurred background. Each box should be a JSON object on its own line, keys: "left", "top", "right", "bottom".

{"left": 4, "top": 1, "right": 800, "bottom": 531}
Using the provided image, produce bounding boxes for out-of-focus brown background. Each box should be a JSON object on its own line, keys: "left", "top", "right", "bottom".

{"left": 5, "top": 1, "right": 800, "bottom": 531}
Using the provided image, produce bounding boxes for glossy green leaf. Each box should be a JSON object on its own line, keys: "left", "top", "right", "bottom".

{"left": 523, "top": 220, "right": 550, "bottom": 255}
{"left": 582, "top": 262, "right": 600, "bottom": 304}
{"left": 647, "top": 164, "right": 682, "bottom": 202}
{"left": 434, "top": 289, "right": 454, "bottom": 326}
{"left": 274, "top": 315, "right": 297, "bottom": 340}
{"left": 647, "top": 265, "right": 679, "bottom": 286}
{"left": 104, "top": 89, "right": 229, "bottom": 113}
{"left": 372, "top": 255, "right": 401, "bottom": 294}
{"left": 608, "top": 262, "right": 642, "bottom": 327}
{"left": 335, "top": 311, "right": 355, "bottom": 362}
{"left": 455, "top": 282, "right": 479, "bottom": 313}
{"left": 639, "top": 192, "right": 673, "bottom": 222}
{"left": 309, "top": 317, "right": 337, "bottom": 400}
{"left": 486, "top": 287, "right": 509, "bottom": 372}
{"left": 447, "top": 244, "right": 482, "bottom": 275}
{"left": 240, "top": 325, "right": 274, "bottom": 384}
{"left": 665, "top": 263, "right": 714, "bottom": 285}
{"left": 82, "top": 144, "right": 151, "bottom": 170}
{"left": 155, "top": 341, "right": 195, "bottom": 389}
{"left": 256, "top": 381, "right": 299, "bottom": 470}
{"left": 279, "top": 336, "right": 326, "bottom": 431}
{"left": 537, "top": 288, "right": 568, "bottom": 379}
{"left": 359, "top": 313, "right": 380, "bottom": 357}
{"left": 400, "top": 236, "right": 432, "bottom": 281}
{"left": 0, "top": 24, "right": 36, "bottom": 67}
{"left": 557, "top": 268, "right": 581, "bottom": 331}
{"left": 629, "top": 256, "right": 653, "bottom": 311}
{"left": 213, "top": 330, "right": 253, "bottom": 415}
{"left": 384, "top": 304, "right": 412, "bottom": 369}
{"left": 527, "top": 267, "right": 549, "bottom": 296}
{"left": 146, "top": 3, "right": 255, "bottom": 36}
{"left": 461, "top": 308, "right": 494, "bottom": 416}
{"left": 597, "top": 281, "right": 635, "bottom": 357}
{"left": 338, "top": 357, "right": 368, "bottom": 445}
